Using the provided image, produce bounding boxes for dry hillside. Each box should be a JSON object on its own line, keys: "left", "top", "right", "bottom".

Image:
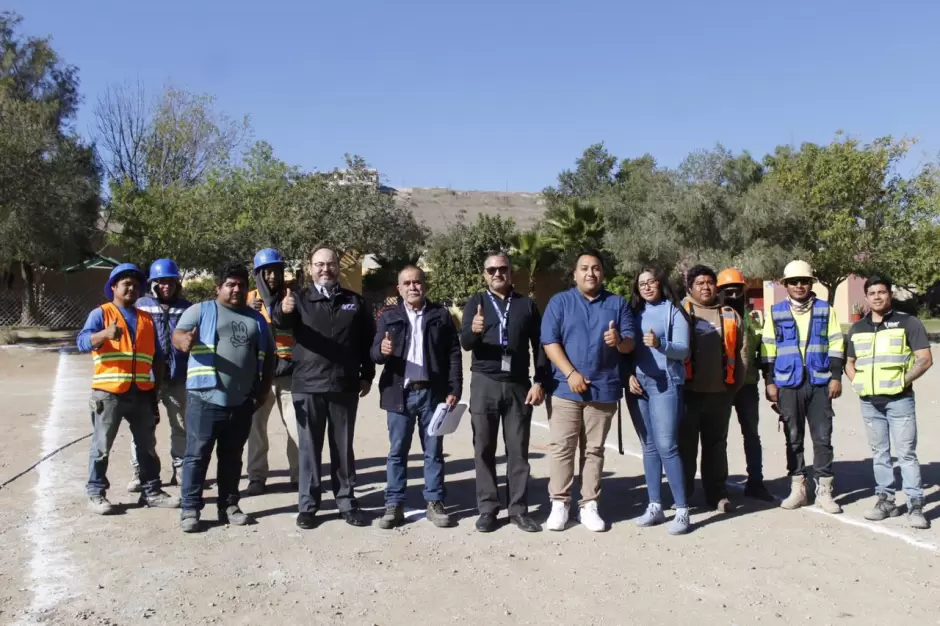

{"left": 394, "top": 187, "right": 546, "bottom": 234}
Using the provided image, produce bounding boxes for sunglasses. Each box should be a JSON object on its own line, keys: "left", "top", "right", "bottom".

{"left": 485, "top": 265, "right": 510, "bottom": 276}
{"left": 786, "top": 278, "right": 812, "bottom": 287}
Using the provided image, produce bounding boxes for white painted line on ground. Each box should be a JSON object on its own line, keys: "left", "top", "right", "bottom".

{"left": 531, "top": 419, "right": 940, "bottom": 554}
{"left": 22, "top": 354, "right": 89, "bottom": 623}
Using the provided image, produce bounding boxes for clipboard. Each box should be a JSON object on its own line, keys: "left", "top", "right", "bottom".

{"left": 426, "top": 402, "right": 468, "bottom": 437}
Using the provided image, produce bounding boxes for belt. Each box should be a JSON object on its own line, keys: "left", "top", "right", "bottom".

{"left": 407, "top": 381, "right": 431, "bottom": 390}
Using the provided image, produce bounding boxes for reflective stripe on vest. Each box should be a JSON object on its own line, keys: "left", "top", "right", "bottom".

{"left": 91, "top": 303, "right": 156, "bottom": 393}
{"left": 249, "top": 289, "right": 293, "bottom": 360}
{"left": 850, "top": 328, "right": 913, "bottom": 397}
{"left": 683, "top": 301, "right": 739, "bottom": 385}
{"left": 769, "top": 299, "right": 832, "bottom": 388}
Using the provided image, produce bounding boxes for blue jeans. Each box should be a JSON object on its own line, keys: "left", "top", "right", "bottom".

{"left": 180, "top": 393, "right": 254, "bottom": 512}
{"left": 861, "top": 395, "right": 922, "bottom": 500}
{"left": 626, "top": 372, "right": 687, "bottom": 508}
{"left": 86, "top": 388, "right": 161, "bottom": 497}
{"left": 385, "top": 388, "right": 445, "bottom": 505}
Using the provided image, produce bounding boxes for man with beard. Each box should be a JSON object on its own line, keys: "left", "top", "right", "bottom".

{"left": 460, "top": 252, "right": 549, "bottom": 533}
{"left": 273, "top": 247, "right": 375, "bottom": 529}
{"left": 245, "top": 248, "right": 300, "bottom": 495}
{"left": 173, "top": 263, "right": 275, "bottom": 532}
{"left": 129, "top": 258, "right": 192, "bottom": 490}
{"left": 716, "top": 268, "right": 773, "bottom": 502}
{"left": 679, "top": 265, "right": 750, "bottom": 513}
{"left": 761, "top": 260, "right": 844, "bottom": 514}
{"left": 372, "top": 265, "right": 462, "bottom": 530}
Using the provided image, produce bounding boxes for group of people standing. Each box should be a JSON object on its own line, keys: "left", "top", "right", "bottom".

{"left": 76, "top": 246, "right": 933, "bottom": 534}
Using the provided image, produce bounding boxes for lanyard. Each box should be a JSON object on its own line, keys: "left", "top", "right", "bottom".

{"left": 485, "top": 291, "right": 511, "bottom": 348}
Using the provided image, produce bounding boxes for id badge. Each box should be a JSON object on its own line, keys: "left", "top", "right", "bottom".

{"left": 501, "top": 354, "right": 511, "bottom": 372}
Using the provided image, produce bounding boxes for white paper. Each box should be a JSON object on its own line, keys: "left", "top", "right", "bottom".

{"left": 426, "top": 402, "right": 467, "bottom": 437}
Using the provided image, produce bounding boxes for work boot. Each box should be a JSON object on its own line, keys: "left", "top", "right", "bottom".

{"left": 219, "top": 505, "right": 251, "bottom": 526}
{"left": 908, "top": 498, "right": 930, "bottom": 530}
{"left": 126, "top": 475, "right": 142, "bottom": 493}
{"left": 863, "top": 493, "right": 899, "bottom": 521}
{"left": 139, "top": 490, "right": 180, "bottom": 509}
{"left": 780, "top": 475, "right": 808, "bottom": 510}
{"left": 88, "top": 495, "right": 114, "bottom": 515}
{"left": 744, "top": 481, "right": 776, "bottom": 502}
{"left": 377, "top": 504, "right": 404, "bottom": 530}
{"left": 246, "top": 480, "right": 265, "bottom": 497}
{"left": 426, "top": 501, "right": 454, "bottom": 528}
{"left": 814, "top": 476, "right": 843, "bottom": 514}
{"left": 180, "top": 510, "right": 200, "bottom": 533}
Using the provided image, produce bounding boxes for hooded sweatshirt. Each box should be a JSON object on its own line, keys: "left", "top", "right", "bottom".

{"left": 683, "top": 297, "right": 750, "bottom": 394}
{"left": 250, "top": 266, "right": 294, "bottom": 378}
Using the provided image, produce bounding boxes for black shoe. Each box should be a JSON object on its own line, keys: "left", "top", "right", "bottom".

{"left": 744, "top": 482, "right": 776, "bottom": 502}
{"left": 510, "top": 514, "right": 542, "bottom": 533}
{"left": 340, "top": 508, "right": 369, "bottom": 527}
{"left": 475, "top": 513, "right": 498, "bottom": 533}
{"left": 296, "top": 512, "right": 317, "bottom": 530}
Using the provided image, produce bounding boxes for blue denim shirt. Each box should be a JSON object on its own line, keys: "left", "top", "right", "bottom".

{"left": 541, "top": 288, "right": 634, "bottom": 403}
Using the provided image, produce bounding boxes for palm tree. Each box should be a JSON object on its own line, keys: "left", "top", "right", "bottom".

{"left": 542, "top": 199, "right": 606, "bottom": 254}
{"left": 511, "top": 230, "right": 556, "bottom": 299}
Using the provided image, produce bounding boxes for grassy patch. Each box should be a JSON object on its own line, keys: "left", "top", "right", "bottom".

{"left": 0, "top": 327, "right": 19, "bottom": 345}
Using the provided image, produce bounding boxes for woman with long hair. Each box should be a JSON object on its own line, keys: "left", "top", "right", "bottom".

{"left": 626, "top": 267, "right": 692, "bottom": 534}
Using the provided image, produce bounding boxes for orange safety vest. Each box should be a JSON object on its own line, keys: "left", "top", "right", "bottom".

{"left": 683, "top": 300, "right": 739, "bottom": 385}
{"left": 92, "top": 302, "right": 156, "bottom": 393}
{"left": 248, "top": 289, "right": 293, "bottom": 360}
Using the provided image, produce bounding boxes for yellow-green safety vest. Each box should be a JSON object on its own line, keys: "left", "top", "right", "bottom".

{"left": 850, "top": 328, "right": 914, "bottom": 396}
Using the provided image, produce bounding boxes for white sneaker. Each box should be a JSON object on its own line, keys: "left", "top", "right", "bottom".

{"left": 579, "top": 501, "right": 606, "bottom": 532}
{"left": 546, "top": 500, "right": 569, "bottom": 531}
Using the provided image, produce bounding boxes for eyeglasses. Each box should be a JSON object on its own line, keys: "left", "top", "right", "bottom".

{"left": 786, "top": 278, "right": 812, "bottom": 287}
{"left": 485, "top": 265, "right": 510, "bottom": 276}
{"left": 313, "top": 262, "right": 337, "bottom": 270}
{"left": 638, "top": 280, "right": 659, "bottom": 290}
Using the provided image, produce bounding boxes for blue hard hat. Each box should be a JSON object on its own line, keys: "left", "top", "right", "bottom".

{"left": 148, "top": 258, "right": 180, "bottom": 282}
{"left": 253, "top": 248, "right": 284, "bottom": 271}
{"left": 105, "top": 263, "right": 145, "bottom": 301}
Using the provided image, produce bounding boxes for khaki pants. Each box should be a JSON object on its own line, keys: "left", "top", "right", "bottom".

{"left": 246, "top": 377, "right": 300, "bottom": 482}
{"left": 548, "top": 396, "right": 616, "bottom": 506}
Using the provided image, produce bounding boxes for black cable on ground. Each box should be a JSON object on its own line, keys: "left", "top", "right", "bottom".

{"left": 0, "top": 432, "right": 92, "bottom": 490}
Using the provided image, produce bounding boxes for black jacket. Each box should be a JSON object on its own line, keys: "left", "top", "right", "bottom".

{"left": 273, "top": 285, "right": 375, "bottom": 394}
{"left": 371, "top": 301, "right": 462, "bottom": 412}
{"left": 460, "top": 290, "right": 550, "bottom": 385}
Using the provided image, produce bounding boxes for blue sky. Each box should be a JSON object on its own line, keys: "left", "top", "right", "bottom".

{"left": 10, "top": 0, "right": 940, "bottom": 191}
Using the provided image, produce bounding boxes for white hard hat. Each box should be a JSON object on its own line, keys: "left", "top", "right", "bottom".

{"left": 783, "top": 260, "right": 814, "bottom": 280}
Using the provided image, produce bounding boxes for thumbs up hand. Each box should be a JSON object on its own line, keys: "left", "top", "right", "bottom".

{"left": 643, "top": 326, "right": 660, "bottom": 349}
{"left": 177, "top": 327, "right": 197, "bottom": 353}
{"left": 471, "top": 303, "right": 485, "bottom": 335}
{"left": 105, "top": 320, "right": 122, "bottom": 341}
{"left": 282, "top": 288, "right": 296, "bottom": 314}
{"left": 380, "top": 330, "right": 394, "bottom": 356}
{"left": 604, "top": 319, "right": 621, "bottom": 348}
{"left": 250, "top": 295, "right": 262, "bottom": 312}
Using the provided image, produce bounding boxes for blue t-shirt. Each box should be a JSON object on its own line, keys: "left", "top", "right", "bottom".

{"left": 541, "top": 288, "right": 634, "bottom": 403}
{"left": 76, "top": 305, "right": 164, "bottom": 361}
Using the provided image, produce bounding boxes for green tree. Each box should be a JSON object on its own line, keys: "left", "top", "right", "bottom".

{"left": 510, "top": 229, "right": 556, "bottom": 299}
{"left": 763, "top": 133, "right": 911, "bottom": 301}
{"left": 0, "top": 12, "right": 100, "bottom": 324}
{"left": 542, "top": 198, "right": 605, "bottom": 265}
{"left": 424, "top": 214, "right": 518, "bottom": 304}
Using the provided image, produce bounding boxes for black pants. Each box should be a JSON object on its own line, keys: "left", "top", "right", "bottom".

{"left": 734, "top": 384, "right": 764, "bottom": 484}
{"left": 293, "top": 391, "right": 359, "bottom": 514}
{"left": 180, "top": 393, "right": 253, "bottom": 512}
{"left": 679, "top": 390, "right": 734, "bottom": 504}
{"left": 777, "top": 378, "right": 834, "bottom": 477}
{"left": 470, "top": 373, "right": 533, "bottom": 516}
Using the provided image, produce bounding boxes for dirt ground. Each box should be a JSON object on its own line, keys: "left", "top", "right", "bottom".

{"left": 1, "top": 348, "right": 938, "bottom": 626}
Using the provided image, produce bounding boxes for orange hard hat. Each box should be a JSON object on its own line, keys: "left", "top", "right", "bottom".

{"left": 717, "top": 268, "right": 746, "bottom": 288}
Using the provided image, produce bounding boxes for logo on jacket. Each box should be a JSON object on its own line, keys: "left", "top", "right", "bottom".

{"left": 230, "top": 321, "right": 250, "bottom": 347}
{"left": 342, "top": 303, "right": 357, "bottom": 311}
